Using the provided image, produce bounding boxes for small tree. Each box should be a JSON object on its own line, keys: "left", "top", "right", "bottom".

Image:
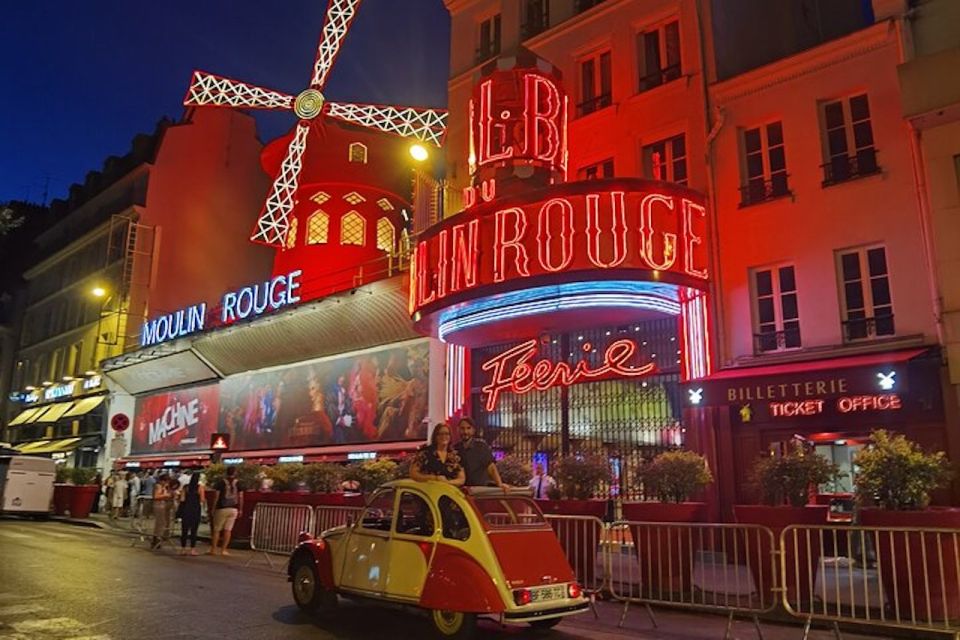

{"left": 496, "top": 454, "right": 531, "bottom": 487}
{"left": 343, "top": 459, "right": 398, "bottom": 493}
{"left": 638, "top": 450, "right": 713, "bottom": 503}
{"left": 750, "top": 441, "right": 839, "bottom": 507}
{"left": 855, "top": 429, "right": 952, "bottom": 510}
{"left": 304, "top": 463, "right": 343, "bottom": 493}
{"left": 55, "top": 465, "right": 71, "bottom": 484}
{"left": 69, "top": 467, "right": 98, "bottom": 486}
{"left": 553, "top": 454, "right": 612, "bottom": 500}
{"left": 265, "top": 463, "right": 305, "bottom": 491}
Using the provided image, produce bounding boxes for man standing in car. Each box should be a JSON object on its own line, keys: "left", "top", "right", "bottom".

{"left": 454, "top": 417, "right": 508, "bottom": 489}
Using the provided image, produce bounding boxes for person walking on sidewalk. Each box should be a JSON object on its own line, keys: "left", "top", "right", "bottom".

{"left": 129, "top": 472, "right": 141, "bottom": 517}
{"left": 177, "top": 472, "right": 204, "bottom": 555}
{"left": 151, "top": 475, "right": 175, "bottom": 549}
{"left": 210, "top": 466, "right": 243, "bottom": 556}
{"left": 111, "top": 472, "right": 128, "bottom": 521}
{"left": 141, "top": 470, "right": 156, "bottom": 517}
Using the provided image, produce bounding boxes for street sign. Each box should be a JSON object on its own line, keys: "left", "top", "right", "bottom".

{"left": 210, "top": 433, "right": 230, "bottom": 451}
{"left": 110, "top": 412, "right": 130, "bottom": 432}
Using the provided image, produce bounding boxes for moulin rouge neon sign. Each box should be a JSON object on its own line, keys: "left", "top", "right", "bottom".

{"left": 410, "top": 184, "right": 709, "bottom": 315}
{"left": 480, "top": 338, "right": 658, "bottom": 411}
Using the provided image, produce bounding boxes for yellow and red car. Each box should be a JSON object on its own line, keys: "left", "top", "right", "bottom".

{"left": 287, "top": 479, "right": 589, "bottom": 638}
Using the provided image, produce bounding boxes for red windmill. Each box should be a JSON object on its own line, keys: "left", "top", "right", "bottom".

{"left": 182, "top": 0, "right": 447, "bottom": 248}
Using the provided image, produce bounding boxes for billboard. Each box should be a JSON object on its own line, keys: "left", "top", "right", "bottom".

{"left": 218, "top": 340, "right": 430, "bottom": 450}
{"left": 131, "top": 384, "right": 220, "bottom": 454}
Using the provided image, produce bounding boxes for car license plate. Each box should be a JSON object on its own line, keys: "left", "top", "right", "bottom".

{"left": 530, "top": 585, "right": 566, "bottom": 603}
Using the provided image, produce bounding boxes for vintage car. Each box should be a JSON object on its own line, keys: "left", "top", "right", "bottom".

{"left": 287, "top": 479, "right": 589, "bottom": 638}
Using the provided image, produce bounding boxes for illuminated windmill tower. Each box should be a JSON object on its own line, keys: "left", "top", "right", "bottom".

{"left": 182, "top": 0, "right": 447, "bottom": 301}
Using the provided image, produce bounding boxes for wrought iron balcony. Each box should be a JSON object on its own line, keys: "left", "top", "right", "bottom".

{"left": 576, "top": 93, "right": 612, "bottom": 117}
{"left": 753, "top": 327, "right": 802, "bottom": 354}
{"left": 821, "top": 148, "right": 880, "bottom": 186}
{"left": 639, "top": 64, "right": 682, "bottom": 92}
{"left": 842, "top": 315, "right": 895, "bottom": 342}
{"left": 475, "top": 43, "right": 500, "bottom": 65}
{"left": 739, "top": 175, "right": 791, "bottom": 207}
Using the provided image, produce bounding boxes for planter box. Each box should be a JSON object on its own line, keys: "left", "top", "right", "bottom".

{"left": 52, "top": 484, "right": 70, "bottom": 516}
{"left": 535, "top": 499, "right": 606, "bottom": 585}
{"left": 622, "top": 502, "right": 707, "bottom": 598}
{"left": 734, "top": 504, "right": 828, "bottom": 606}
{"left": 860, "top": 508, "right": 960, "bottom": 621}
{"left": 65, "top": 485, "right": 101, "bottom": 519}
{"left": 228, "top": 490, "right": 366, "bottom": 539}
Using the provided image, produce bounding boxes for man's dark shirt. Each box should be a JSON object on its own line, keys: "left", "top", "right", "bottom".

{"left": 455, "top": 438, "right": 495, "bottom": 486}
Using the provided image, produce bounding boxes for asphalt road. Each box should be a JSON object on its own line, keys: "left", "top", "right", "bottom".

{"left": 0, "top": 518, "right": 884, "bottom": 640}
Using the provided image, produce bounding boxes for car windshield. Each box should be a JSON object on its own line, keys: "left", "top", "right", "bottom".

{"left": 472, "top": 496, "right": 547, "bottom": 529}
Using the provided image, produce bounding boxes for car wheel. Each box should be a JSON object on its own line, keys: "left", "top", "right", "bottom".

{"left": 291, "top": 556, "right": 336, "bottom": 614}
{"left": 529, "top": 618, "right": 562, "bottom": 631}
{"left": 430, "top": 609, "right": 476, "bottom": 640}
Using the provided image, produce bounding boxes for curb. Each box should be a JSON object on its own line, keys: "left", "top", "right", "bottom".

{"left": 50, "top": 516, "right": 110, "bottom": 530}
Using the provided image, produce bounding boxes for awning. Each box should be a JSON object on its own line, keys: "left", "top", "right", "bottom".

{"left": 7, "top": 406, "right": 43, "bottom": 426}
{"left": 63, "top": 395, "right": 106, "bottom": 417}
{"left": 16, "top": 436, "right": 95, "bottom": 455}
{"left": 32, "top": 402, "right": 75, "bottom": 423}
{"left": 15, "top": 440, "right": 51, "bottom": 453}
{"left": 684, "top": 347, "right": 932, "bottom": 406}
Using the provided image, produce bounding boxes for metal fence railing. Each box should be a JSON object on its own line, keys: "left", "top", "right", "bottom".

{"left": 247, "top": 503, "right": 314, "bottom": 568}
{"left": 313, "top": 505, "right": 363, "bottom": 535}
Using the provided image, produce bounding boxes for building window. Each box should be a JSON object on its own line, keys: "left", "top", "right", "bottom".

{"left": 642, "top": 134, "right": 687, "bottom": 185}
{"left": 49, "top": 348, "right": 63, "bottom": 382}
{"left": 477, "top": 14, "right": 501, "bottom": 63}
{"left": 752, "top": 265, "right": 801, "bottom": 353}
{"left": 341, "top": 212, "right": 366, "bottom": 246}
{"left": 70, "top": 342, "right": 83, "bottom": 377}
{"left": 306, "top": 211, "right": 329, "bottom": 245}
{"left": 740, "top": 122, "right": 789, "bottom": 206}
{"left": 343, "top": 191, "right": 366, "bottom": 205}
{"left": 285, "top": 217, "right": 298, "bottom": 249}
{"left": 578, "top": 159, "right": 615, "bottom": 180}
{"left": 13, "top": 360, "right": 25, "bottom": 390}
{"left": 821, "top": 94, "right": 879, "bottom": 186}
{"left": 637, "top": 20, "right": 681, "bottom": 92}
{"left": 348, "top": 142, "right": 367, "bottom": 164}
{"left": 522, "top": 0, "right": 550, "bottom": 39}
{"left": 578, "top": 50, "right": 612, "bottom": 117}
{"left": 376, "top": 218, "right": 395, "bottom": 252}
{"left": 838, "top": 246, "right": 894, "bottom": 341}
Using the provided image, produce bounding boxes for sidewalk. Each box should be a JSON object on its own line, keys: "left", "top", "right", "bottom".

{"left": 54, "top": 511, "right": 214, "bottom": 543}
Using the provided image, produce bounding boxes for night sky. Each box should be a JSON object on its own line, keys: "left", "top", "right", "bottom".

{"left": 0, "top": 0, "right": 450, "bottom": 205}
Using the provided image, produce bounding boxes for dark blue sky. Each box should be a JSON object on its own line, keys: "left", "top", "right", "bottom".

{"left": 0, "top": 0, "right": 450, "bottom": 204}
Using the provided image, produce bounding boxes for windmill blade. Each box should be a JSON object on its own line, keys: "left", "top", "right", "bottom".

{"left": 184, "top": 70, "right": 295, "bottom": 110}
{"left": 250, "top": 122, "right": 310, "bottom": 247}
{"left": 309, "top": 0, "right": 363, "bottom": 90}
{"left": 325, "top": 102, "right": 448, "bottom": 146}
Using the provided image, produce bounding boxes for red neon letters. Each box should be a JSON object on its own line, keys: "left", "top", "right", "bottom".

{"left": 411, "top": 185, "right": 709, "bottom": 314}
{"left": 480, "top": 339, "right": 658, "bottom": 411}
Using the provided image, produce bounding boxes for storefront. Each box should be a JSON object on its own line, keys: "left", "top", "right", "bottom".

{"left": 6, "top": 374, "right": 108, "bottom": 468}
{"left": 681, "top": 347, "right": 953, "bottom": 517}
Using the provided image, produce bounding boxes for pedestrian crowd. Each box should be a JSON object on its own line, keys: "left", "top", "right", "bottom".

{"left": 94, "top": 467, "right": 244, "bottom": 556}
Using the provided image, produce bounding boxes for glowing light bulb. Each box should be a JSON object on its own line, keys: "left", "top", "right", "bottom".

{"left": 409, "top": 144, "right": 429, "bottom": 162}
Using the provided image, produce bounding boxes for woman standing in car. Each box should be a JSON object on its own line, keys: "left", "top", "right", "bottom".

{"left": 410, "top": 423, "right": 465, "bottom": 486}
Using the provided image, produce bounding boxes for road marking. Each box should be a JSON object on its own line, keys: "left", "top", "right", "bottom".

{"left": 12, "top": 617, "right": 91, "bottom": 634}
{"left": 0, "top": 530, "right": 30, "bottom": 540}
{"left": 0, "top": 603, "right": 46, "bottom": 616}
{"left": 29, "top": 529, "right": 80, "bottom": 540}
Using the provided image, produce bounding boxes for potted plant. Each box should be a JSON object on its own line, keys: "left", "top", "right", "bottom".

{"left": 304, "top": 462, "right": 343, "bottom": 494}
{"left": 623, "top": 450, "right": 713, "bottom": 597}
{"left": 343, "top": 459, "right": 398, "bottom": 494}
{"left": 735, "top": 442, "right": 837, "bottom": 605}
{"left": 65, "top": 467, "right": 100, "bottom": 519}
{"left": 495, "top": 454, "right": 532, "bottom": 487}
{"left": 855, "top": 430, "right": 957, "bottom": 620}
{"left": 52, "top": 465, "right": 72, "bottom": 515}
{"left": 265, "top": 462, "right": 306, "bottom": 492}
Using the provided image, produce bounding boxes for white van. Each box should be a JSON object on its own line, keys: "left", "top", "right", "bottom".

{"left": 0, "top": 455, "right": 55, "bottom": 515}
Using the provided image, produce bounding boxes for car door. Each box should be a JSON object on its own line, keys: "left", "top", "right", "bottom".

{"left": 339, "top": 488, "right": 395, "bottom": 595}
{"left": 384, "top": 489, "right": 437, "bottom": 601}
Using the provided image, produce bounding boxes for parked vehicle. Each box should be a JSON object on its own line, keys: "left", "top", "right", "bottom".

{"left": 0, "top": 455, "right": 55, "bottom": 515}
{"left": 288, "top": 480, "right": 588, "bottom": 638}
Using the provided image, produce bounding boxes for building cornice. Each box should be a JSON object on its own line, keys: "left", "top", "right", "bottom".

{"left": 710, "top": 21, "right": 896, "bottom": 103}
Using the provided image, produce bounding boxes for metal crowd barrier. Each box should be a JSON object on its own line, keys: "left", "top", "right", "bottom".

{"left": 247, "top": 503, "right": 315, "bottom": 569}
{"left": 312, "top": 505, "right": 363, "bottom": 535}
{"left": 605, "top": 521, "right": 778, "bottom": 634}
{"left": 130, "top": 495, "right": 181, "bottom": 549}
{"left": 544, "top": 514, "right": 605, "bottom": 617}
{"left": 782, "top": 524, "right": 960, "bottom": 639}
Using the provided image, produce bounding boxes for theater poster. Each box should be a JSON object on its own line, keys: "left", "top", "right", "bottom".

{"left": 132, "top": 384, "right": 220, "bottom": 454}
{"left": 218, "top": 340, "right": 430, "bottom": 450}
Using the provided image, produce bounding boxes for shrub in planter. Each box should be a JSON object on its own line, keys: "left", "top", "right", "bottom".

{"left": 626, "top": 450, "right": 713, "bottom": 597}
{"left": 553, "top": 454, "right": 611, "bottom": 502}
{"left": 65, "top": 467, "right": 100, "bottom": 519}
{"left": 303, "top": 463, "right": 343, "bottom": 494}
{"left": 855, "top": 430, "right": 957, "bottom": 620}
{"left": 496, "top": 454, "right": 532, "bottom": 487}
{"left": 736, "top": 443, "right": 837, "bottom": 607}
{"left": 343, "top": 459, "right": 397, "bottom": 494}
{"left": 265, "top": 463, "right": 306, "bottom": 492}
{"left": 55, "top": 465, "right": 71, "bottom": 484}
{"left": 391, "top": 455, "right": 413, "bottom": 482}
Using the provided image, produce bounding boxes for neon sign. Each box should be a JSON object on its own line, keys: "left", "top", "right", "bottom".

{"left": 767, "top": 394, "right": 903, "bottom": 418}
{"left": 480, "top": 338, "right": 658, "bottom": 411}
{"left": 410, "top": 183, "right": 708, "bottom": 316}
{"left": 141, "top": 270, "right": 302, "bottom": 347}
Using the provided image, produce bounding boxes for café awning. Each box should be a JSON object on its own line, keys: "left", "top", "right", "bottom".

{"left": 7, "top": 406, "right": 43, "bottom": 426}
{"left": 32, "top": 402, "right": 75, "bottom": 424}
{"left": 63, "top": 395, "right": 106, "bottom": 417}
{"left": 16, "top": 436, "right": 98, "bottom": 455}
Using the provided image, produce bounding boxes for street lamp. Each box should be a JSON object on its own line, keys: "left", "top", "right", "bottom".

{"left": 91, "top": 286, "right": 107, "bottom": 298}
{"left": 409, "top": 143, "right": 429, "bottom": 162}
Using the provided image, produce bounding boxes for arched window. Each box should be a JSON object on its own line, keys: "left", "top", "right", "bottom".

{"left": 376, "top": 218, "right": 395, "bottom": 252}
{"left": 340, "top": 212, "right": 365, "bottom": 246}
{"left": 348, "top": 142, "right": 368, "bottom": 164}
{"left": 306, "top": 211, "right": 329, "bottom": 244}
{"left": 286, "top": 217, "right": 298, "bottom": 249}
